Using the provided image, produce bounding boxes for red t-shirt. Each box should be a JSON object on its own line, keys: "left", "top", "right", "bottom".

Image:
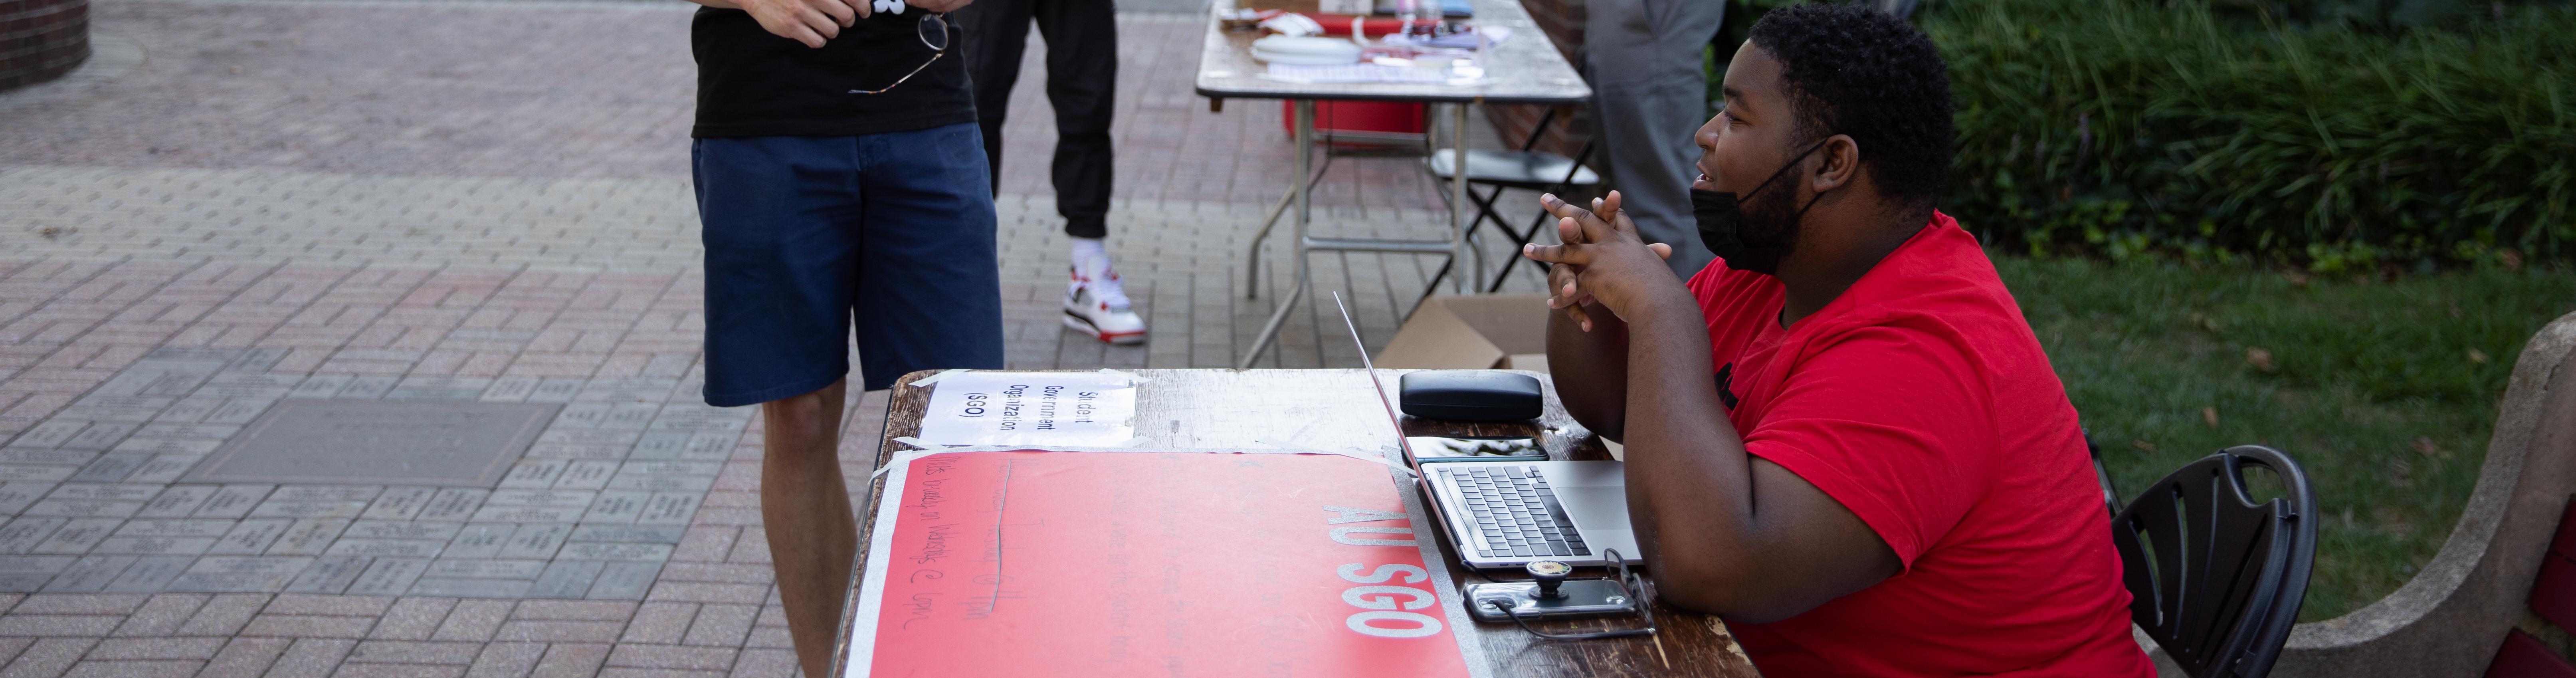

{"left": 1684, "top": 211, "right": 2150, "bottom": 677}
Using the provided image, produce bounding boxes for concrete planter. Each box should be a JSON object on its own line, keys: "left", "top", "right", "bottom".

{"left": 0, "top": 0, "right": 89, "bottom": 92}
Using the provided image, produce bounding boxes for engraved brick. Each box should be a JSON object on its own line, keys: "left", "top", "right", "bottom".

{"left": 497, "top": 523, "right": 571, "bottom": 559}
{"left": 208, "top": 519, "right": 293, "bottom": 555}
{"left": 527, "top": 560, "right": 606, "bottom": 599}
{"left": 0, "top": 448, "right": 93, "bottom": 465}
{"left": 486, "top": 490, "right": 596, "bottom": 509}
{"left": 153, "top": 399, "right": 222, "bottom": 424}
{"left": 193, "top": 484, "right": 277, "bottom": 519}
{"left": 580, "top": 492, "right": 649, "bottom": 523}
{"left": 266, "top": 519, "right": 352, "bottom": 556}
{"left": 131, "top": 423, "right": 239, "bottom": 440}
{"left": 587, "top": 561, "right": 662, "bottom": 600}
{"left": 124, "top": 454, "right": 206, "bottom": 484}
{"left": 551, "top": 405, "right": 610, "bottom": 428}
{"left": 636, "top": 493, "right": 699, "bottom": 526}
{"left": 111, "top": 438, "right": 220, "bottom": 454}
{"left": 602, "top": 476, "right": 712, "bottom": 493}
{"left": 343, "top": 521, "right": 462, "bottom": 541}
{"left": 626, "top": 433, "right": 686, "bottom": 462}
{"left": 340, "top": 375, "right": 402, "bottom": 399}
{"left": 0, "top": 517, "right": 67, "bottom": 555}
{"left": 480, "top": 377, "right": 539, "bottom": 402}
{"left": 136, "top": 486, "right": 218, "bottom": 518}
{"left": 272, "top": 486, "right": 385, "bottom": 502}
{"left": 25, "top": 498, "right": 146, "bottom": 519}
{"left": 347, "top": 557, "right": 431, "bottom": 596}
{"left": 554, "top": 461, "right": 618, "bottom": 490}
{"left": 425, "top": 560, "right": 548, "bottom": 579}
{"left": 442, "top": 524, "right": 512, "bottom": 559}
{"left": 43, "top": 483, "right": 159, "bottom": 502}
{"left": 521, "top": 444, "right": 624, "bottom": 460}
{"left": 325, "top": 539, "right": 447, "bottom": 558}
{"left": 190, "top": 556, "right": 314, "bottom": 577}
{"left": 92, "top": 536, "right": 217, "bottom": 555}
{"left": 33, "top": 518, "right": 123, "bottom": 553}
{"left": 249, "top": 499, "right": 369, "bottom": 519}
{"left": 536, "top": 429, "right": 640, "bottom": 446}
{"left": 9, "top": 421, "right": 87, "bottom": 448}
{"left": 61, "top": 423, "right": 137, "bottom": 450}
{"left": 62, "top": 455, "right": 143, "bottom": 483}
{"left": 120, "top": 519, "right": 236, "bottom": 538}
{"left": 679, "top": 433, "right": 737, "bottom": 461}
{"left": 202, "top": 399, "right": 277, "bottom": 425}
{"left": 289, "top": 375, "right": 357, "bottom": 399}
{"left": 416, "top": 489, "right": 487, "bottom": 521}
{"left": 285, "top": 555, "right": 371, "bottom": 595}
{"left": 498, "top": 461, "right": 566, "bottom": 489}
{"left": 560, "top": 542, "right": 673, "bottom": 561}
{"left": 529, "top": 379, "right": 583, "bottom": 403}
{"left": 38, "top": 555, "right": 135, "bottom": 592}
{"left": 103, "top": 556, "right": 194, "bottom": 593}
{"left": 362, "top": 487, "right": 438, "bottom": 521}
{"left": 224, "top": 349, "right": 291, "bottom": 373}
{"left": 473, "top": 506, "right": 582, "bottom": 524}
{"left": 0, "top": 555, "right": 76, "bottom": 591}
{"left": 408, "top": 578, "right": 532, "bottom": 598}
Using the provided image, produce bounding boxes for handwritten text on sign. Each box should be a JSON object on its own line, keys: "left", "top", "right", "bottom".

{"left": 862, "top": 451, "right": 1471, "bottom": 678}
{"left": 916, "top": 371, "right": 1136, "bottom": 446}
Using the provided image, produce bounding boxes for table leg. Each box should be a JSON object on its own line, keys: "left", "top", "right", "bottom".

{"left": 1451, "top": 102, "right": 1471, "bottom": 295}
{"left": 1238, "top": 100, "right": 1317, "bottom": 368}
{"left": 1244, "top": 190, "right": 1292, "bottom": 299}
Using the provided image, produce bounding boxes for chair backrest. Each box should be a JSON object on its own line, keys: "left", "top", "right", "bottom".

{"left": 2113, "top": 445, "right": 2319, "bottom": 678}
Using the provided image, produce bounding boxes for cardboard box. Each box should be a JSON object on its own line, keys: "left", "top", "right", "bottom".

{"left": 1374, "top": 293, "right": 1554, "bottom": 373}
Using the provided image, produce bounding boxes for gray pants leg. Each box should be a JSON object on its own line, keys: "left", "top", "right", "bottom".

{"left": 1585, "top": 0, "right": 1726, "bottom": 278}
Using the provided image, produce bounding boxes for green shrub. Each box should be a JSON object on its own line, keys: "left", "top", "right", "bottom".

{"left": 1919, "top": 0, "right": 2576, "bottom": 269}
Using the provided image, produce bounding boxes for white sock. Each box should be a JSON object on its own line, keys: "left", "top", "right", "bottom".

{"left": 1071, "top": 238, "right": 1107, "bottom": 273}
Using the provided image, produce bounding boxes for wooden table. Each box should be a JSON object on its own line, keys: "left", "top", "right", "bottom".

{"left": 1196, "top": 0, "right": 1592, "bottom": 367}
{"left": 836, "top": 369, "right": 1763, "bottom": 677}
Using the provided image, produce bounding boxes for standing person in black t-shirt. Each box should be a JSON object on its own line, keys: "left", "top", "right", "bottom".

{"left": 680, "top": 0, "right": 997, "bottom": 674}
{"left": 957, "top": 0, "right": 1146, "bottom": 345}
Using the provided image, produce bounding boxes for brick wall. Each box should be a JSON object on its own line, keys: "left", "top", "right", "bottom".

{"left": 1489, "top": 0, "right": 1594, "bottom": 180}
{"left": 0, "top": 0, "right": 88, "bottom": 91}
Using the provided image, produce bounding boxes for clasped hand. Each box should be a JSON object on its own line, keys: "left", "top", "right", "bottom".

{"left": 1521, "top": 190, "right": 1676, "bottom": 332}
{"left": 739, "top": 0, "right": 974, "bottom": 49}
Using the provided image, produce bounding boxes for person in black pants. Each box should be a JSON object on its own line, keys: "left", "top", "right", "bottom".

{"left": 958, "top": 0, "right": 1147, "bottom": 344}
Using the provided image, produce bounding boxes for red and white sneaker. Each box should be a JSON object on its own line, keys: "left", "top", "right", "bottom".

{"left": 1064, "top": 262, "right": 1146, "bottom": 344}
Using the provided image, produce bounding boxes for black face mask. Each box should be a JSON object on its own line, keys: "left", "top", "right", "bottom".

{"left": 1695, "top": 139, "right": 1830, "bottom": 276}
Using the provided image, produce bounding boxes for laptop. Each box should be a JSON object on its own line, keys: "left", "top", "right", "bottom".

{"left": 1331, "top": 293, "right": 1642, "bottom": 570}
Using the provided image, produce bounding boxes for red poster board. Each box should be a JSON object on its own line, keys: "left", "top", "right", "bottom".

{"left": 847, "top": 450, "right": 1476, "bottom": 678}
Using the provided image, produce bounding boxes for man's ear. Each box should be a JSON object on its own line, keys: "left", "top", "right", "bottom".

{"left": 1809, "top": 133, "right": 1859, "bottom": 194}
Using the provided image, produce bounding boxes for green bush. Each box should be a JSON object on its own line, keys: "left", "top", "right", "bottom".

{"left": 1918, "top": 0, "right": 2576, "bottom": 270}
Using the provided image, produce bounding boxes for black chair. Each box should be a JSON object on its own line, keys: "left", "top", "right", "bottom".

{"left": 2105, "top": 445, "right": 2318, "bottom": 678}
{"left": 1421, "top": 107, "right": 1600, "bottom": 293}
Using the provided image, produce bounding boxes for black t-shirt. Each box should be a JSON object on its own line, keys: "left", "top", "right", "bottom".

{"left": 690, "top": 6, "right": 977, "bottom": 138}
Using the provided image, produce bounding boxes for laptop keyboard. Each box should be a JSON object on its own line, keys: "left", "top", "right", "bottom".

{"left": 1440, "top": 465, "right": 1591, "bottom": 559}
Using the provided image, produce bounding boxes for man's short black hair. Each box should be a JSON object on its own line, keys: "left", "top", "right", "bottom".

{"left": 1746, "top": 3, "right": 1956, "bottom": 216}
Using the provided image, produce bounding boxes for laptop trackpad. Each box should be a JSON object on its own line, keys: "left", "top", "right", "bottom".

{"left": 1560, "top": 487, "right": 1630, "bottom": 532}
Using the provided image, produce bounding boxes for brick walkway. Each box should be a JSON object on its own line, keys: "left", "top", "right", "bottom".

{"left": 0, "top": 1, "right": 1545, "bottom": 675}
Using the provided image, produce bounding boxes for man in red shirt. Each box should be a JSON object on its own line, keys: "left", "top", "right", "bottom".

{"left": 1521, "top": 4, "right": 2152, "bottom": 676}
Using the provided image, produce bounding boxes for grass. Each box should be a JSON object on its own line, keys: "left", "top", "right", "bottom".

{"left": 1995, "top": 254, "right": 2576, "bottom": 622}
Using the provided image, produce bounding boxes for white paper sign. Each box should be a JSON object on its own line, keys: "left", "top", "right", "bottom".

{"left": 915, "top": 371, "right": 1137, "bottom": 446}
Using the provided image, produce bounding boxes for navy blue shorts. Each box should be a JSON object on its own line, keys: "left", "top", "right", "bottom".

{"left": 693, "top": 125, "right": 1004, "bottom": 405}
